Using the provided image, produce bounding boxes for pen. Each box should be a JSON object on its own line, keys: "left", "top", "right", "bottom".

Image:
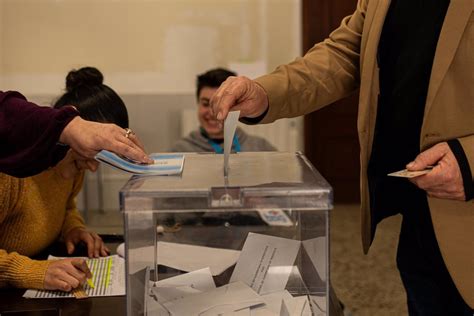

{"left": 87, "top": 277, "right": 95, "bottom": 289}
{"left": 86, "top": 262, "right": 95, "bottom": 289}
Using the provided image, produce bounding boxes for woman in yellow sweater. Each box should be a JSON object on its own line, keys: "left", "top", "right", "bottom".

{"left": 0, "top": 67, "right": 131, "bottom": 292}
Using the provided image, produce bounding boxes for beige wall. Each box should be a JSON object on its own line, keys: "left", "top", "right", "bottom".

{"left": 0, "top": 0, "right": 301, "bottom": 95}
{"left": 0, "top": 0, "right": 303, "bottom": 212}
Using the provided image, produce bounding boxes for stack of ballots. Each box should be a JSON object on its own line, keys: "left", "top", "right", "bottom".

{"left": 145, "top": 233, "right": 327, "bottom": 316}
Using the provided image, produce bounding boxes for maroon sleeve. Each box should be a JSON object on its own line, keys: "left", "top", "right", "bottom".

{"left": 0, "top": 91, "right": 79, "bottom": 177}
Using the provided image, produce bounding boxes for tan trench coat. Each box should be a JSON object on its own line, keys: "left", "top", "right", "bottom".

{"left": 255, "top": 0, "right": 474, "bottom": 307}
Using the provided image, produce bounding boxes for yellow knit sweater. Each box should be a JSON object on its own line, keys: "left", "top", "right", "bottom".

{"left": 0, "top": 168, "right": 85, "bottom": 289}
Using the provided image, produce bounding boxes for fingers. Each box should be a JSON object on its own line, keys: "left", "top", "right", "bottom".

{"left": 101, "top": 244, "right": 110, "bottom": 257}
{"left": 63, "top": 263, "right": 87, "bottom": 287}
{"left": 210, "top": 77, "right": 236, "bottom": 121}
{"left": 105, "top": 126, "right": 153, "bottom": 164}
{"left": 55, "top": 279, "right": 73, "bottom": 292}
{"left": 92, "top": 233, "right": 103, "bottom": 258}
{"left": 81, "top": 231, "right": 104, "bottom": 258}
{"left": 407, "top": 142, "right": 448, "bottom": 170}
{"left": 44, "top": 260, "right": 88, "bottom": 292}
{"left": 66, "top": 240, "right": 75, "bottom": 255}
{"left": 211, "top": 76, "right": 269, "bottom": 122}
{"left": 409, "top": 154, "right": 465, "bottom": 200}
{"left": 61, "top": 118, "right": 152, "bottom": 164}
{"left": 127, "top": 132, "right": 146, "bottom": 151}
{"left": 71, "top": 259, "right": 92, "bottom": 279}
{"left": 78, "top": 232, "right": 95, "bottom": 258}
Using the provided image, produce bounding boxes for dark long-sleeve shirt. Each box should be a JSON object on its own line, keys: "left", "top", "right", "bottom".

{"left": 0, "top": 91, "right": 78, "bottom": 177}
{"left": 368, "top": 0, "right": 451, "bottom": 229}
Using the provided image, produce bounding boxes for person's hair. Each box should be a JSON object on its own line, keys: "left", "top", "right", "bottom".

{"left": 196, "top": 68, "right": 237, "bottom": 99}
{"left": 54, "top": 67, "right": 129, "bottom": 128}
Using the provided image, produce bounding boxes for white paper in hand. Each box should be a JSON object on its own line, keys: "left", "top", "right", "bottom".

{"left": 223, "top": 110, "right": 240, "bottom": 177}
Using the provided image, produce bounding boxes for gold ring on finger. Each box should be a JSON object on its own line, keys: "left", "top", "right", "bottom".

{"left": 124, "top": 128, "right": 134, "bottom": 139}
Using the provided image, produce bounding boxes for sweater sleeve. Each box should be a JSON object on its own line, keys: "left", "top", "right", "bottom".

{"left": 0, "top": 173, "right": 51, "bottom": 289}
{"left": 0, "top": 249, "right": 51, "bottom": 289}
{"left": 0, "top": 91, "right": 79, "bottom": 178}
{"left": 61, "top": 171, "right": 86, "bottom": 237}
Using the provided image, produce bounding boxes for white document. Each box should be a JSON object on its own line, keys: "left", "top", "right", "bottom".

{"left": 154, "top": 267, "right": 215, "bottom": 291}
{"left": 151, "top": 267, "right": 215, "bottom": 304}
{"left": 302, "top": 237, "right": 327, "bottom": 281}
{"left": 119, "top": 241, "right": 241, "bottom": 276}
{"left": 230, "top": 233, "right": 301, "bottom": 295}
{"left": 157, "top": 241, "right": 240, "bottom": 276}
{"left": 224, "top": 110, "right": 240, "bottom": 177}
{"left": 23, "top": 255, "right": 125, "bottom": 298}
{"left": 95, "top": 150, "right": 185, "bottom": 175}
{"left": 164, "top": 281, "right": 263, "bottom": 316}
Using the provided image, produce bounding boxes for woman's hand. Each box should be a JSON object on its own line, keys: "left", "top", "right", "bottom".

{"left": 44, "top": 258, "right": 92, "bottom": 292}
{"left": 64, "top": 228, "right": 109, "bottom": 258}
{"left": 59, "top": 117, "right": 153, "bottom": 164}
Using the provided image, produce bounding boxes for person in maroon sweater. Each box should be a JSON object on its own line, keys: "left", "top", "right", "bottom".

{"left": 0, "top": 90, "right": 152, "bottom": 178}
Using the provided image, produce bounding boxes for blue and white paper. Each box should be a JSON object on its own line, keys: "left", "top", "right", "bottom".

{"left": 95, "top": 150, "right": 184, "bottom": 175}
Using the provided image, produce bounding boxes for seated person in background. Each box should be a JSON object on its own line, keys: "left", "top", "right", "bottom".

{"left": 171, "top": 68, "right": 276, "bottom": 153}
{"left": 0, "top": 67, "right": 130, "bottom": 292}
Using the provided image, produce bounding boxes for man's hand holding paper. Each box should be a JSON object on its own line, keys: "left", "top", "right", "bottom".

{"left": 406, "top": 142, "right": 465, "bottom": 200}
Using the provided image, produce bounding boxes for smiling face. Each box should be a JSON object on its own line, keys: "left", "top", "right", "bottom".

{"left": 197, "top": 87, "right": 223, "bottom": 139}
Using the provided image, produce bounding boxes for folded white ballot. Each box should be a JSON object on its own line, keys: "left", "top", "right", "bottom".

{"left": 230, "top": 233, "right": 301, "bottom": 295}
{"left": 151, "top": 267, "right": 215, "bottom": 304}
{"left": 95, "top": 150, "right": 184, "bottom": 175}
{"left": 163, "top": 281, "right": 264, "bottom": 316}
{"left": 117, "top": 241, "right": 241, "bottom": 276}
{"left": 224, "top": 110, "right": 240, "bottom": 177}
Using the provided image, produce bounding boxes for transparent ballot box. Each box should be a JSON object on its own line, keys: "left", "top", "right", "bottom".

{"left": 120, "top": 152, "right": 332, "bottom": 316}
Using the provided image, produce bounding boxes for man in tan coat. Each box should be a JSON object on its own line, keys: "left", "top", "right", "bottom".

{"left": 211, "top": 0, "right": 473, "bottom": 314}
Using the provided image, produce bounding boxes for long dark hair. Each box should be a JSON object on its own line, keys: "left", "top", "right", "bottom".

{"left": 54, "top": 67, "right": 129, "bottom": 128}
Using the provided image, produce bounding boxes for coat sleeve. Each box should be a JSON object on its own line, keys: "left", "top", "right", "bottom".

{"left": 449, "top": 136, "right": 474, "bottom": 201}
{"left": 254, "top": 0, "right": 368, "bottom": 124}
{"left": 0, "top": 91, "right": 79, "bottom": 178}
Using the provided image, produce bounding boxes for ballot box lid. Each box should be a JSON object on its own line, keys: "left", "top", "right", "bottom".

{"left": 120, "top": 152, "right": 332, "bottom": 211}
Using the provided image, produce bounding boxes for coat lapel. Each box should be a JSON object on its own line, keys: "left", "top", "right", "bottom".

{"left": 423, "top": 0, "right": 472, "bottom": 120}
{"left": 359, "top": 0, "right": 391, "bottom": 152}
